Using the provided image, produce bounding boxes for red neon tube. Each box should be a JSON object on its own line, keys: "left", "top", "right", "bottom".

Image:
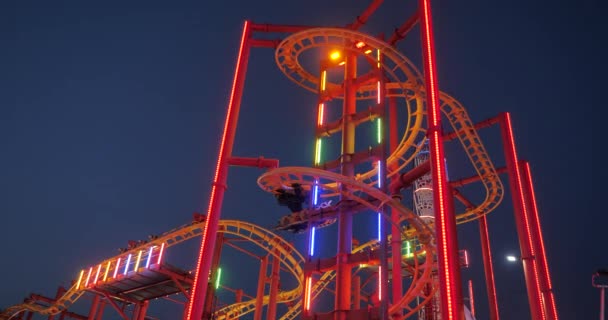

{"left": 479, "top": 215, "right": 500, "bottom": 320}
{"left": 521, "top": 161, "right": 558, "bottom": 319}
{"left": 499, "top": 112, "right": 544, "bottom": 319}
{"left": 418, "top": 0, "right": 463, "bottom": 318}
{"left": 186, "top": 21, "right": 252, "bottom": 320}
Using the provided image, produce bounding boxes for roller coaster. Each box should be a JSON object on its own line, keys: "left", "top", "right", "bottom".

{"left": 1, "top": 1, "right": 559, "bottom": 319}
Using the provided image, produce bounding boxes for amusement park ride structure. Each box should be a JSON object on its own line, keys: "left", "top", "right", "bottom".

{"left": 1, "top": 0, "right": 559, "bottom": 319}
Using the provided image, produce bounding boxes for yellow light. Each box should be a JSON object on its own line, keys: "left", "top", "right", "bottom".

{"left": 103, "top": 261, "right": 111, "bottom": 281}
{"left": 321, "top": 70, "right": 327, "bottom": 91}
{"left": 135, "top": 250, "right": 143, "bottom": 272}
{"left": 338, "top": 61, "right": 345, "bottom": 66}
{"left": 355, "top": 41, "right": 366, "bottom": 48}
{"left": 329, "top": 51, "right": 341, "bottom": 60}
{"left": 364, "top": 49, "right": 372, "bottom": 54}
{"left": 76, "top": 270, "right": 84, "bottom": 290}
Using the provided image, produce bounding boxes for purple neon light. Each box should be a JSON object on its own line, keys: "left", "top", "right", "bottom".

{"left": 377, "top": 160, "right": 382, "bottom": 188}
{"left": 124, "top": 254, "right": 132, "bottom": 275}
{"left": 146, "top": 246, "right": 155, "bottom": 268}
{"left": 377, "top": 213, "right": 382, "bottom": 241}
{"left": 310, "top": 227, "right": 316, "bottom": 256}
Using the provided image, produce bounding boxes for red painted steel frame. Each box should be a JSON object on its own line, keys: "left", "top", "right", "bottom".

{"left": 186, "top": 21, "right": 252, "bottom": 320}
{"left": 479, "top": 215, "right": 500, "bottom": 320}
{"left": 418, "top": 0, "right": 463, "bottom": 318}
{"left": 521, "top": 161, "right": 559, "bottom": 319}
{"left": 498, "top": 112, "right": 544, "bottom": 320}
{"left": 468, "top": 280, "right": 475, "bottom": 317}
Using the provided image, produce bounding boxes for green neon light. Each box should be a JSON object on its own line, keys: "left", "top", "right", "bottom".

{"left": 215, "top": 267, "right": 222, "bottom": 289}
{"left": 402, "top": 240, "right": 413, "bottom": 258}
{"left": 377, "top": 118, "right": 382, "bottom": 144}
{"left": 315, "top": 138, "right": 323, "bottom": 164}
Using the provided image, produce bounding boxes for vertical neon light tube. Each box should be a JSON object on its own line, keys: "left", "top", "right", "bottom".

{"left": 315, "top": 139, "right": 323, "bottom": 165}
{"left": 93, "top": 264, "right": 102, "bottom": 284}
{"left": 318, "top": 104, "right": 325, "bottom": 126}
{"left": 419, "top": 0, "right": 463, "bottom": 318}
{"left": 103, "top": 261, "right": 111, "bottom": 282}
{"left": 157, "top": 243, "right": 165, "bottom": 265}
{"left": 321, "top": 70, "right": 327, "bottom": 91}
{"left": 113, "top": 258, "right": 121, "bottom": 278}
{"left": 377, "top": 212, "right": 382, "bottom": 241}
{"left": 377, "top": 119, "right": 382, "bottom": 144}
{"left": 378, "top": 266, "right": 382, "bottom": 301}
{"left": 215, "top": 268, "right": 222, "bottom": 289}
{"left": 310, "top": 227, "right": 316, "bottom": 256}
{"left": 84, "top": 267, "right": 92, "bottom": 287}
{"left": 124, "top": 254, "right": 132, "bottom": 275}
{"left": 187, "top": 21, "right": 251, "bottom": 320}
{"left": 134, "top": 250, "right": 143, "bottom": 272}
{"left": 76, "top": 270, "right": 84, "bottom": 290}
{"left": 305, "top": 276, "right": 312, "bottom": 311}
{"left": 146, "top": 246, "right": 155, "bottom": 268}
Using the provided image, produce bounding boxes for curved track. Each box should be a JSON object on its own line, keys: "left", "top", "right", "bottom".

{"left": 1, "top": 220, "right": 305, "bottom": 320}
{"left": 258, "top": 167, "right": 437, "bottom": 318}
{"left": 276, "top": 27, "right": 503, "bottom": 223}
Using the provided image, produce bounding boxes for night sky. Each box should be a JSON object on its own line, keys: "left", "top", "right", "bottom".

{"left": 0, "top": 0, "right": 601, "bottom": 319}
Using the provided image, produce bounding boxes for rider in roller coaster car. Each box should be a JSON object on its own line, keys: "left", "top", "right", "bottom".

{"left": 274, "top": 183, "right": 307, "bottom": 213}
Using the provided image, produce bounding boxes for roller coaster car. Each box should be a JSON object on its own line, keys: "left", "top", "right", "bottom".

{"left": 274, "top": 183, "right": 307, "bottom": 213}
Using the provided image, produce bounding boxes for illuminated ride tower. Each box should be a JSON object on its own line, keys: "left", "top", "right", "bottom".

{"left": 258, "top": 28, "right": 440, "bottom": 320}
{"left": 412, "top": 142, "right": 441, "bottom": 320}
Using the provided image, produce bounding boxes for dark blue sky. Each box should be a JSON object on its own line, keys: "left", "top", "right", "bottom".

{"left": 0, "top": 0, "right": 601, "bottom": 319}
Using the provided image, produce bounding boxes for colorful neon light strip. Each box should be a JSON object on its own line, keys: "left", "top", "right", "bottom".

{"left": 377, "top": 212, "right": 382, "bottom": 242}
{"left": 378, "top": 265, "right": 382, "bottom": 301}
{"left": 113, "top": 258, "right": 121, "bottom": 278}
{"left": 93, "top": 264, "right": 101, "bottom": 284}
{"left": 124, "top": 254, "right": 132, "bottom": 275}
{"left": 310, "top": 227, "right": 316, "bottom": 256}
{"left": 215, "top": 267, "right": 222, "bottom": 289}
{"left": 318, "top": 104, "right": 325, "bottom": 126}
{"left": 305, "top": 276, "right": 312, "bottom": 310}
{"left": 134, "top": 250, "right": 143, "bottom": 272}
{"left": 315, "top": 139, "right": 322, "bottom": 164}
{"left": 103, "top": 261, "right": 111, "bottom": 282}
{"left": 76, "top": 270, "right": 84, "bottom": 290}
{"left": 146, "top": 246, "right": 155, "bottom": 268}
{"left": 157, "top": 243, "right": 165, "bottom": 265}
{"left": 84, "top": 267, "right": 92, "bottom": 287}
{"left": 377, "top": 119, "right": 382, "bottom": 144}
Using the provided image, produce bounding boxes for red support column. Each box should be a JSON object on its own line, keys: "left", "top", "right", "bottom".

{"left": 87, "top": 295, "right": 100, "bottom": 320}
{"left": 498, "top": 112, "right": 544, "bottom": 319}
{"left": 186, "top": 20, "right": 252, "bottom": 320}
{"left": 267, "top": 252, "right": 280, "bottom": 320}
{"left": 335, "top": 51, "right": 357, "bottom": 320}
{"left": 388, "top": 96, "right": 403, "bottom": 315}
{"left": 95, "top": 299, "right": 106, "bottom": 320}
{"left": 479, "top": 215, "right": 500, "bottom": 320}
{"left": 468, "top": 280, "right": 475, "bottom": 318}
{"left": 520, "top": 161, "right": 559, "bottom": 319}
{"left": 254, "top": 256, "right": 268, "bottom": 320}
{"left": 418, "top": 0, "right": 463, "bottom": 318}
